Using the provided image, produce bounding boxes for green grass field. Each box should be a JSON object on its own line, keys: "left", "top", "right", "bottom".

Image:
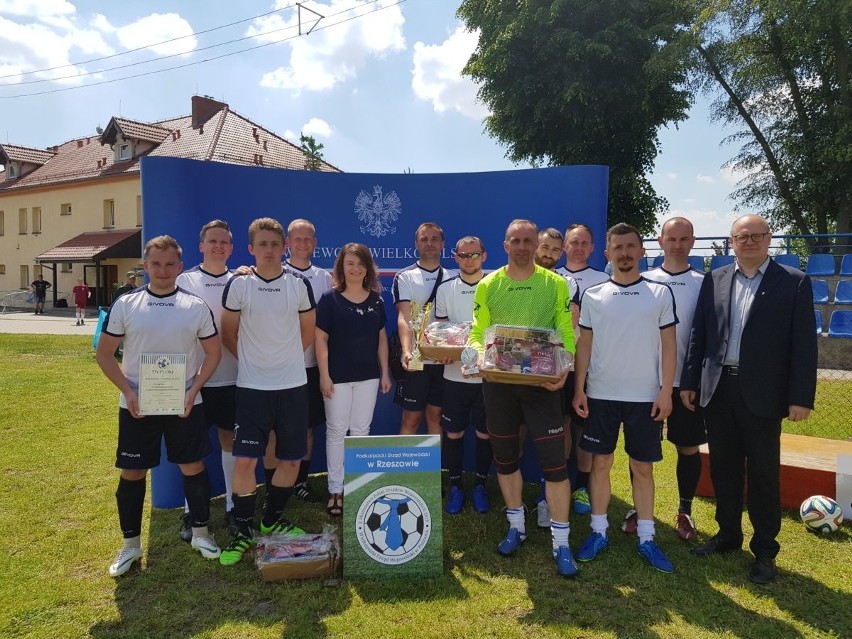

{"left": 0, "top": 335, "right": 850, "bottom": 639}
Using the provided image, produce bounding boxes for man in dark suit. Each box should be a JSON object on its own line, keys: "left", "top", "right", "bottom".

{"left": 680, "top": 214, "right": 817, "bottom": 584}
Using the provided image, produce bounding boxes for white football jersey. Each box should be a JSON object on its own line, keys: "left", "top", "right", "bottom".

{"left": 176, "top": 266, "right": 238, "bottom": 387}
{"left": 103, "top": 286, "right": 217, "bottom": 409}
{"left": 579, "top": 278, "right": 677, "bottom": 402}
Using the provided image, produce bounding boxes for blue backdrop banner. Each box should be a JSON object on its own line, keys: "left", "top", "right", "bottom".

{"left": 140, "top": 157, "right": 608, "bottom": 506}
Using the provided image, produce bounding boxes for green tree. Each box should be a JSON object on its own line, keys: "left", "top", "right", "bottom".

{"left": 299, "top": 134, "right": 325, "bottom": 171}
{"left": 692, "top": 0, "right": 851, "bottom": 250}
{"left": 457, "top": 0, "right": 695, "bottom": 233}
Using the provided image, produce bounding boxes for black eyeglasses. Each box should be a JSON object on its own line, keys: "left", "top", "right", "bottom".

{"left": 456, "top": 252, "right": 483, "bottom": 260}
{"left": 732, "top": 233, "right": 769, "bottom": 244}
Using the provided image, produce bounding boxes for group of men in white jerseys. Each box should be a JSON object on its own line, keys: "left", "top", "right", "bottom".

{"left": 392, "top": 218, "right": 704, "bottom": 575}
{"left": 98, "top": 217, "right": 330, "bottom": 575}
{"left": 98, "top": 212, "right": 705, "bottom": 578}
{"left": 531, "top": 219, "right": 704, "bottom": 573}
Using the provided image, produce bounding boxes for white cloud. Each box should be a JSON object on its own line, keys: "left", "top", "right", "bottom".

{"left": 249, "top": 0, "right": 405, "bottom": 93}
{"left": 696, "top": 173, "right": 717, "bottom": 184}
{"left": 0, "top": 14, "right": 111, "bottom": 85}
{"left": 115, "top": 13, "right": 196, "bottom": 56}
{"left": 284, "top": 129, "right": 297, "bottom": 140}
{"left": 411, "top": 26, "right": 487, "bottom": 119}
{"left": 0, "top": 0, "right": 75, "bottom": 19}
{"left": 666, "top": 172, "right": 677, "bottom": 180}
{"left": 90, "top": 13, "right": 115, "bottom": 33}
{"left": 302, "top": 117, "right": 332, "bottom": 138}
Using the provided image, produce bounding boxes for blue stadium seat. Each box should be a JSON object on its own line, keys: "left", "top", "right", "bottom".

{"left": 773, "top": 253, "right": 801, "bottom": 269}
{"left": 811, "top": 279, "right": 829, "bottom": 304}
{"left": 806, "top": 254, "right": 835, "bottom": 276}
{"left": 652, "top": 255, "right": 664, "bottom": 268}
{"left": 834, "top": 280, "right": 852, "bottom": 304}
{"left": 828, "top": 310, "right": 852, "bottom": 338}
{"left": 815, "top": 310, "right": 822, "bottom": 335}
{"left": 688, "top": 256, "right": 706, "bottom": 271}
{"left": 840, "top": 254, "right": 852, "bottom": 276}
{"left": 710, "top": 255, "right": 735, "bottom": 270}
{"left": 636, "top": 258, "right": 650, "bottom": 273}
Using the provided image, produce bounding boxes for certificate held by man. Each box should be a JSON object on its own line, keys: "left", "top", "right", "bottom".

{"left": 138, "top": 353, "right": 187, "bottom": 415}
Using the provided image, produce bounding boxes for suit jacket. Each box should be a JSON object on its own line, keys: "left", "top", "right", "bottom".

{"left": 681, "top": 259, "right": 817, "bottom": 419}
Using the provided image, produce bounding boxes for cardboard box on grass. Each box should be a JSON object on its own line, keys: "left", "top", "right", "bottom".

{"left": 256, "top": 527, "right": 340, "bottom": 582}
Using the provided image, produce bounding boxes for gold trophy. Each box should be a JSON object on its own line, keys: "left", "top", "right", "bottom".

{"left": 407, "top": 301, "right": 432, "bottom": 371}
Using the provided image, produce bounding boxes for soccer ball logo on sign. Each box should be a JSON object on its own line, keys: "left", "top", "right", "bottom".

{"left": 355, "top": 485, "right": 431, "bottom": 564}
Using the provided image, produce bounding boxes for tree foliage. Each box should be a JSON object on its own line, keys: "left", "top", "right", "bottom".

{"left": 457, "top": 0, "right": 695, "bottom": 234}
{"left": 299, "top": 134, "right": 325, "bottom": 171}
{"left": 692, "top": 0, "right": 852, "bottom": 248}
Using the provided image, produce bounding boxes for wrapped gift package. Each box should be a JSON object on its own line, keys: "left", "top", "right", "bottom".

{"left": 480, "top": 325, "right": 572, "bottom": 384}
{"left": 419, "top": 321, "right": 471, "bottom": 362}
{"left": 256, "top": 526, "right": 340, "bottom": 581}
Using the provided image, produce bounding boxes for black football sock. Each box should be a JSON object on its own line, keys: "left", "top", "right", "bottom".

{"left": 445, "top": 436, "right": 464, "bottom": 488}
{"left": 575, "top": 471, "right": 590, "bottom": 492}
{"left": 182, "top": 469, "right": 211, "bottom": 527}
{"left": 263, "top": 466, "right": 276, "bottom": 492}
{"left": 116, "top": 477, "right": 146, "bottom": 539}
{"left": 295, "top": 459, "right": 311, "bottom": 486}
{"left": 232, "top": 492, "right": 257, "bottom": 537}
{"left": 475, "top": 436, "right": 493, "bottom": 484}
{"left": 677, "top": 452, "right": 703, "bottom": 514}
{"left": 262, "top": 485, "right": 294, "bottom": 528}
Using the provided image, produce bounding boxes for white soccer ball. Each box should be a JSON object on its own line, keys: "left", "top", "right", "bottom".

{"left": 799, "top": 495, "right": 843, "bottom": 534}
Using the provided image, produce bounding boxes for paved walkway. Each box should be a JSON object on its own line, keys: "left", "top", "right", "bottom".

{"left": 0, "top": 307, "right": 98, "bottom": 336}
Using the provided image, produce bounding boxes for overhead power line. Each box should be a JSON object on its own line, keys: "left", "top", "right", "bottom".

{"left": 0, "top": 0, "right": 406, "bottom": 100}
{"left": 0, "top": 3, "right": 297, "bottom": 80}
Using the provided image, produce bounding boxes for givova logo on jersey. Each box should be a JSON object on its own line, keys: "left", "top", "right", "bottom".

{"left": 355, "top": 485, "right": 431, "bottom": 565}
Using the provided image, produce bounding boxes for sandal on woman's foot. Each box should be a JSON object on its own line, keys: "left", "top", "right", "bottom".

{"left": 327, "top": 493, "right": 343, "bottom": 517}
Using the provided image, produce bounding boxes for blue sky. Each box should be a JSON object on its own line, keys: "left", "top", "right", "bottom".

{"left": 0, "top": 0, "right": 748, "bottom": 239}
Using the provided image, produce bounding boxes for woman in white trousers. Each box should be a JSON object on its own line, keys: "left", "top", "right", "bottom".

{"left": 315, "top": 243, "right": 391, "bottom": 516}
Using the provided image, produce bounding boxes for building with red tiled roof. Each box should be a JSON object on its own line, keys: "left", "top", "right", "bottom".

{"left": 0, "top": 95, "right": 340, "bottom": 306}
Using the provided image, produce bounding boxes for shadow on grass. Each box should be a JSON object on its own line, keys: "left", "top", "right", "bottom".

{"left": 526, "top": 496, "right": 850, "bottom": 639}
{"left": 89, "top": 482, "right": 352, "bottom": 638}
{"left": 442, "top": 488, "right": 848, "bottom": 639}
{"left": 87, "top": 478, "right": 850, "bottom": 638}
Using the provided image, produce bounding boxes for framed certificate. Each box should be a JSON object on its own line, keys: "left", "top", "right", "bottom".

{"left": 138, "top": 353, "right": 187, "bottom": 415}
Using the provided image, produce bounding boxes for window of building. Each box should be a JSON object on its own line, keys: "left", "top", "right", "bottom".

{"left": 32, "top": 207, "right": 41, "bottom": 234}
{"left": 103, "top": 199, "right": 115, "bottom": 228}
{"left": 7, "top": 164, "right": 16, "bottom": 179}
{"left": 0, "top": 210, "right": 4, "bottom": 236}
{"left": 20, "top": 265, "right": 28, "bottom": 289}
{"left": 61, "top": 203, "right": 72, "bottom": 216}
{"left": 0, "top": 264, "right": 5, "bottom": 275}
{"left": 61, "top": 262, "right": 73, "bottom": 273}
{"left": 19, "top": 208, "right": 27, "bottom": 234}
{"left": 136, "top": 195, "right": 142, "bottom": 227}
{"left": 119, "top": 143, "right": 131, "bottom": 160}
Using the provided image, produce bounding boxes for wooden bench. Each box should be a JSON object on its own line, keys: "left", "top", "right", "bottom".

{"left": 696, "top": 433, "right": 852, "bottom": 509}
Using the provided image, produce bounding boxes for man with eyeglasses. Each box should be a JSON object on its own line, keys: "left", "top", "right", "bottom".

{"left": 681, "top": 214, "right": 817, "bottom": 584}
{"left": 435, "top": 237, "right": 492, "bottom": 514}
